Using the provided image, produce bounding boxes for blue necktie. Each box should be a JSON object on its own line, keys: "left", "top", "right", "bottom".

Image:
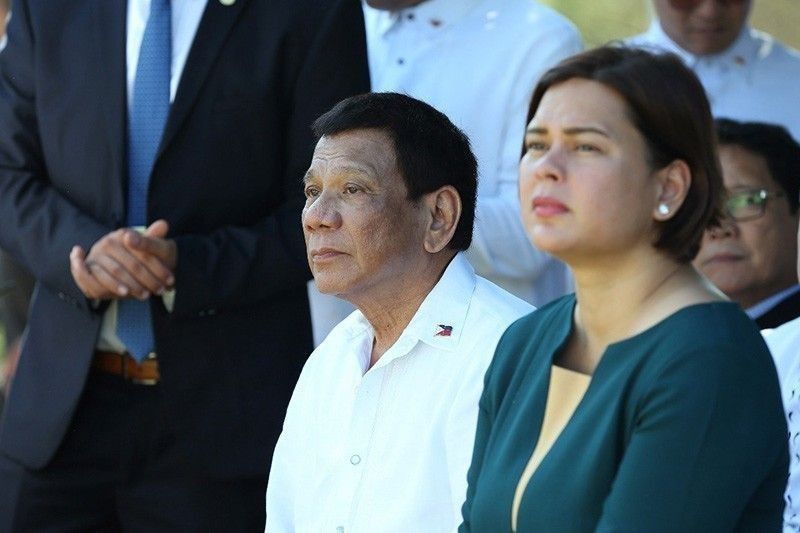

{"left": 118, "top": 0, "right": 171, "bottom": 362}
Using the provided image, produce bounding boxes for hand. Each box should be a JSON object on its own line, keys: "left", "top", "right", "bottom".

{"left": 70, "top": 220, "right": 176, "bottom": 300}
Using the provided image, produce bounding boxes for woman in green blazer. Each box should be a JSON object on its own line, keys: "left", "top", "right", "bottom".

{"left": 459, "top": 46, "right": 788, "bottom": 532}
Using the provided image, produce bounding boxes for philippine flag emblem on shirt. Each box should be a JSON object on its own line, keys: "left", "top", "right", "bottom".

{"left": 435, "top": 324, "right": 453, "bottom": 337}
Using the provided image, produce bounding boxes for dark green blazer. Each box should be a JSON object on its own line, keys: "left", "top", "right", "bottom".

{"left": 461, "top": 295, "right": 788, "bottom": 532}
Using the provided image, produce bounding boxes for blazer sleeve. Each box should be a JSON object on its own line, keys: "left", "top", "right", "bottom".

{"left": 0, "top": 0, "right": 111, "bottom": 313}
{"left": 596, "top": 346, "right": 788, "bottom": 532}
{"left": 168, "top": 0, "right": 370, "bottom": 318}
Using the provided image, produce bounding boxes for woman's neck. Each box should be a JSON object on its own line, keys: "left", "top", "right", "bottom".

{"left": 563, "top": 249, "right": 722, "bottom": 373}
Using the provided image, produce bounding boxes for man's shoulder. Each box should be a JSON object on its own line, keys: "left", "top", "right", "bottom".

{"left": 764, "top": 316, "right": 800, "bottom": 368}
{"left": 750, "top": 28, "right": 800, "bottom": 62}
{"left": 470, "top": 275, "right": 535, "bottom": 326}
{"left": 498, "top": 0, "right": 580, "bottom": 38}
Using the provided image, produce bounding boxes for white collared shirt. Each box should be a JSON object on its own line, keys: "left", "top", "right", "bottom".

{"left": 764, "top": 317, "right": 800, "bottom": 532}
{"left": 97, "top": 0, "right": 207, "bottom": 353}
{"left": 306, "top": 0, "right": 580, "bottom": 346}
{"left": 628, "top": 22, "right": 800, "bottom": 142}
{"left": 267, "top": 254, "right": 533, "bottom": 533}
{"left": 747, "top": 284, "right": 800, "bottom": 321}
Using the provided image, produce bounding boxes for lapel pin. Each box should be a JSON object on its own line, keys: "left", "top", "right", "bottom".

{"left": 435, "top": 324, "right": 453, "bottom": 337}
{"left": 219, "top": 0, "right": 235, "bottom": 5}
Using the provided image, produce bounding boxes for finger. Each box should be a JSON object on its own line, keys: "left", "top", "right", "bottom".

{"left": 93, "top": 234, "right": 170, "bottom": 295}
{"left": 144, "top": 219, "right": 169, "bottom": 239}
{"left": 124, "top": 231, "right": 177, "bottom": 277}
{"left": 89, "top": 254, "right": 151, "bottom": 299}
{"left": 120, "top": 232, "right": 175, "bottom": 288}
{"left": 70, "top": 246, "right": 111, "bottom": 299}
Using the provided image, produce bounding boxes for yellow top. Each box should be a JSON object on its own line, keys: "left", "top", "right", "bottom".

{"left": 511, "top": 365, "right": 591, "bottom": 531}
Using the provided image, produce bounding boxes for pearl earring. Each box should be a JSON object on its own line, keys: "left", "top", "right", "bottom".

{"left": 658, "top": 203, "right": 670, "bottom": 216}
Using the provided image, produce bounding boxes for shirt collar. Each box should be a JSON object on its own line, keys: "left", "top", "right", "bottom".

{"left": 327, "top": 253, "right": 478, "bottom": 372}
{"left": 640, "top": 20, "right": 760, "bottom": 68}
{"left": 746, "top": 284, "right": 800, "bottom": 319}
{"left": 372, "top": 252, "right": 477, "bottom": 370}
{"left": 404, "top": 252, "right": 476, "bottom": 350}
{"left": 365, "top": 0, "right": 483, "bottom": 38}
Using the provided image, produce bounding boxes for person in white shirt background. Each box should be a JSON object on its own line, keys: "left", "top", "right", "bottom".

{"left": 266, "top": 92, "right": 532, "bottom": 533}
{"left": 693, "top": 119, "right": 800, "bottom": 329}
{"left": 764, "top": 197, "right": 800, "bottom": 532}
{"left": 628, "top": 0, "right": 800, "bottom": 142}
{"left": 306, "top": 0, "right": 582, "bottom": 345}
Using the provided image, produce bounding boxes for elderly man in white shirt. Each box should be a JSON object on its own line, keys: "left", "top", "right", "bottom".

{"left": 629, "top": 0, "right": 800, "bottom": 142}
{"left": 307, "top": 0, "right": 582, "bottom": 345}
{"left": 266, "top": 92, "right": 532, "bottom": 532}
{"left": 764, "top": 209, "right": 800, "bottom": 532}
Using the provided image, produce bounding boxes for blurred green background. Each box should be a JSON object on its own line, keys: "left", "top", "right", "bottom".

{"left": 0, "top": 0, "right": 798, "bottom": 364}
{"left": 541, "top": 0, "right": 800, "bottom": 49}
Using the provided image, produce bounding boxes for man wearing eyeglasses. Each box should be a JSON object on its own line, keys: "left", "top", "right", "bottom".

{"left": 629, "top": 0, "right": 800, "bottom": 142}
{"left": 694, "top": 118, "right": 800, "bottom": 329}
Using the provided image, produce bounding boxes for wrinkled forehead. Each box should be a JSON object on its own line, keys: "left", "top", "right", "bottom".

{"left": 309, "top": 129, "right": 398, "bottom": 177}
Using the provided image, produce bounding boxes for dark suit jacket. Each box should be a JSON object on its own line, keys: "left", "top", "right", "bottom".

{"left": 0, "top": 0, "right": 369, "bottom": 477}
{"left": 756, "top": 289, "right": 800, "bottom": 330}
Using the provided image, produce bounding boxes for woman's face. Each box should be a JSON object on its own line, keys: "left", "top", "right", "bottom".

{"left": 519, "top": 78, "right": 664, "bottom": 267}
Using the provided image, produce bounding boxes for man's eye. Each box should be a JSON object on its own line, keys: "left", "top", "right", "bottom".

{"left": 526, "top": 141, "right": 547, "bottom": 152}
{"left": 344, "top": 185, "right": 361, "bottom": 194}
{"left": 576, "top": 143, "right": 599, "bottom": 152}
{"left": 304, "top": 186, "right": 320, "bottom": 198}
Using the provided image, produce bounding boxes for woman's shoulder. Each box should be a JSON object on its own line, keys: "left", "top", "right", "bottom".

{"left": 629, "top": 301, "right": 779, "bottom": 394}
{"left": 487, "top": 294, "right": 575, "bottom": 378}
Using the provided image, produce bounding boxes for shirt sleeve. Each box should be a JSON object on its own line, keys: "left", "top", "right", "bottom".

{"left": 265, "top": 358, "right": 315, "bottom": 532}
{"left": 465, "top": 24, "right": 582, "bottom": 294}
{"left": 596, "top": 346, "right": 788, "bottom": 532}
{"left": 445, "top": 339, "right": 497, "bottom": 531}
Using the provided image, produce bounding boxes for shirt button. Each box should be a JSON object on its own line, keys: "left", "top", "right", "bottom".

{"left": 397, "top": 58, "right": 405, "bottom": 65}
{"left": 350, "top": 454, "right": 361, "bottom": 465}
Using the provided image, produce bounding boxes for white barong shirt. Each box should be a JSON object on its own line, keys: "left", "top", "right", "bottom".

{"left": 267, "top": 253, "right": 533, "bottom": 532}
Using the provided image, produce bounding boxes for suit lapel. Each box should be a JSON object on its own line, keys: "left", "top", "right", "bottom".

{"left": 157, "top": 0, "right": 252, "bottom": 160}
{"left": 92, "top": 0, "right": 127, "bottom": 215}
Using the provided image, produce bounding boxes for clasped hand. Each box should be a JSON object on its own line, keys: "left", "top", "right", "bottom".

{"left": 70, "top": 219, "right": 177, "bottom": 301}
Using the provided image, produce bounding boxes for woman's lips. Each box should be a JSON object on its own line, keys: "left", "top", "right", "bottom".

{"left": 532, "top": 196, "right": 569, "bottom": 217}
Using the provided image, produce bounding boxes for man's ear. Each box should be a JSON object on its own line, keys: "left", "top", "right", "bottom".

{"left": 423, "top": 185, "right": 461, "bottom": 253}
{"left": 653, "top": 159, "right": 692, "bottom": 221}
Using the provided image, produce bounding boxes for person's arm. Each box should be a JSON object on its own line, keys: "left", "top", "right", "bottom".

{"left": 596, "top": 346, "right": 788, "bottom": 532}
{"left": 457, "top": 380, "right": 493, "bottom": 533}
{"left": 465, "top": 22, "right": 582, "bottom": 292}
{"left": 0, "top": 0, "right": 112, "bottom": 313}
{"left": 168, "top": 0, "right": 369, "bottom": 318}
{"left": 265, "top": 353, "right": 319, "bottom": 532}
{"left": 445, "top": 345, "right": 497, "bottom": 530}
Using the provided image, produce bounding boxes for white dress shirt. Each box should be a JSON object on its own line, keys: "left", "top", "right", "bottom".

{"left": 628, "top": 22, "right": 800, "bottom": 142}
{"left": 764, "top": 317, "right": 800, "bottom": 532}
{"left": 267, "top": 254, "right": 533, "bottom": 533}
{"left": 97, "top": 0, "right": 207, "bottom": 353}
{"left": 306, "top": 0, "right": 581, "bottom": 346}
{"left": 747, "top": 284, "right": 800, "bottom": 321}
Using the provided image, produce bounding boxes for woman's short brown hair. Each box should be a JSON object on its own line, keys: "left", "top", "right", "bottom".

{"left": 527, "top": 45, "right": 723, "bottom": 262}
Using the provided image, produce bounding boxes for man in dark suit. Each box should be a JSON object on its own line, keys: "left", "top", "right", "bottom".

{"left": 0, "top": 0, "right": 368, "bottom": 529}
{"left": 694, "top": 119, "right": 800, "bottom": 330}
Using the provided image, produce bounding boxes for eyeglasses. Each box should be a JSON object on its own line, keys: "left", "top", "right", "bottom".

{"left": 668, "top": 0, "right": 747, "bottom": 10}
{"left": 724, "top": 188, "right": 784, "bottom": 222}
